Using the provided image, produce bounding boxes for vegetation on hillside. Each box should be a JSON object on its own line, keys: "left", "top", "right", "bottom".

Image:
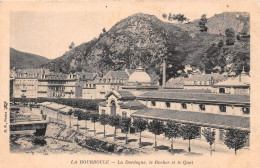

{"left": 10, "top": 48, "right": 51, "bottom": 69}
{"left": 39, "top": 12, "right": 250, "bottom": 82}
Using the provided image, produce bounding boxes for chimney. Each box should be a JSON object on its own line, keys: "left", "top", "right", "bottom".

{"left": 162, "top": 60, "right": 166, "bottom": 88}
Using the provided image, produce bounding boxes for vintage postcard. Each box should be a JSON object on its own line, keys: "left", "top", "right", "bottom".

{"left": 0, "top": 0, "right": 260, "bottom": 168}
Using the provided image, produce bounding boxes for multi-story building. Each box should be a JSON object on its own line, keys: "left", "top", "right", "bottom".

{"left": 13, "top": 69, "right": 49, "bottom": 98}
{"left": 12, "top": 68, "right": 97, "bottom": 99}
{"left": 94, "top": 69, "right": 134, "bottom": 99}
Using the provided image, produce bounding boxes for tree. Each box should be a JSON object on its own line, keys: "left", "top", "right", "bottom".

{"left": 225, "top": 28, "right": 235, "bottom": 45}
{"left": 164, "top": 121, "right": 181, "bottom": 153}
{"left": 120, "top": 117, "right": 131, "bottom": 144}
{"left": 199, "top": 14, "right": 208, "bottom": 32}
{"left": 162, "top": 13, "right": 167, "bottom": 19}
{"left": 109, "top": 115, "right": 121, "bottom": 141}
{"left": 224, "top": 129, "right": 249, "bottom": 155}
{"left": 102, "top": 28, "right": 107, "bottom": 33}
{"left": 81, "top": 111, "right": 91, "bottom": 133}
{"left": 172, "top": 14, "right": 188, "bottom": 23}
{"left": 69, "top": 42, "right": 75, "bottom": 50}
{"left": 73, "top": 109, "right": 81, "bottom": 130}
{"left": 133, "top": 118, "right": 148, "bottom": 147}
{"left": 202, "top": 128, "right": 216, "bottom": 155}
{"left": 90, "top": 112, "right": 100, "bottom": 136}
{"left": 180, "top": 124, "right": 200, "bottom": 153}
{"left": 100, "top": 114, "right": 110, "bottom": 138}
{"left": 148, "top": 119, "right": 165, "bottom": 151}
{"left": 67, "top": 109, "right": 74, "bottom": 128}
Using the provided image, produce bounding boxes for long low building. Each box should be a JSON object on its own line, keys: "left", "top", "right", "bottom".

{"left": 98, "top": 67, "right": 250, "bottom": 147}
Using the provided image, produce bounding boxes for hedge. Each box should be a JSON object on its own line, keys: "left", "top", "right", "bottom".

{"left": 10, "top": 97, "right": 104, "bottom": 110}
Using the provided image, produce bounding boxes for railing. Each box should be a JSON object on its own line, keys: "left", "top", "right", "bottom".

{"left": 48, "top": 117, "right": 66, "bottom": 125}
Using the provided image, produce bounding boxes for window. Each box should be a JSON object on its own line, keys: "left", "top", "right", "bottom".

{"left": 242, "top": 107, "right": 250, "bottom": 114}
{"left": 181, "top": 103, "right": 187, "bottom": 109}
{"left": 151, "top": 101, "right": 156, "bottom": 107}
{"left": 199, "top": 104, "right": 206, "bottom": 111}
{"left": 219, "top": 105, "right": 226, "bottom": 112}
{"left": 166, "top": 102, "right": 171, "bottom": 108}
{"left": 219, "top": 88, "right": 225, "bottom": 93}
{"left": 122, "top": 112, "right": 127, "bottom": 118}
{"left": 194, "top": 81, "right": 197, "bottom": 85}
{"left": 219, "top": 130, "right": 224, "bottom": 141}
{"left": 101, "top": 110, "right": 105, "bottom": 115}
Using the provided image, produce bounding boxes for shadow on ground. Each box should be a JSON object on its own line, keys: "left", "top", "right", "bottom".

{"left": 168, "top": 149, "right": 186, "bottom": 154}
{"left": 105, "top": 134, "right": 115, "bottom": 137}
{"left": 140, "top": 142, "right": 153, "bottom": 147}
{"left": 128, "top": 139, "right": 137, "bottom": 143}
{"left": 184, "top": 152, "right": 203, "bottom": 156}
{"left": 117, "top": 136, "right": 126, "bottom": 140}
{"left": 157, "top": 145, "right": 169, "bottom": 150}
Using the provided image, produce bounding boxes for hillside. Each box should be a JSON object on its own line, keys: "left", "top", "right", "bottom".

{"left": 43, "top": 12, "right": 250, "bottom": 81}
{"left": 10, "top": 48, "right": 51, "bottom": 69}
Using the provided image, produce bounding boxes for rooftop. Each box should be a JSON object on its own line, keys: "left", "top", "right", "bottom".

{"left": 105, "top": 90, "right": 136, "bottom": 100}
{"left": 120, "top": 100, "right": 147, "bottom": 110}
{"left": 104, "top": 71, "right": 129, "bottom": 79}
{"left": 131, "top": 108, "right": 249, "bottom": 130}
{"left": 138, "top": 91, "right": 250, "bottom": 104}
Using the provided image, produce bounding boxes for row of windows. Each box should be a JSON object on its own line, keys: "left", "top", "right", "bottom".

{"left": 151, "top": 101, "right": 250, "bottom": 114}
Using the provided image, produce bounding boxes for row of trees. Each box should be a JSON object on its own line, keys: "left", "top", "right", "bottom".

{"left": 162, "top": 13, "right": 189, "bottom": 23}
{"left": 11, "top": 97, "right": 102, "bottom": 111}
{"left": 68, "top": 110, "right": 249, "bottom": 155}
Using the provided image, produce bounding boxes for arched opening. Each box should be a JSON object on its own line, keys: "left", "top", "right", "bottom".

{"left": 219, "top": 88, "right": 225, "bottom": 93}
{"left": 110, "top": 100, "right": 116, "bottom": 116}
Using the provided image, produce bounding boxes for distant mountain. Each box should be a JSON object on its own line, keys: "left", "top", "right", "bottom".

{"left": 10, "top": 48, "right": 51, "bottom": 69}
{"left": 43, "top": 12, "right": 250, "bottom": 81}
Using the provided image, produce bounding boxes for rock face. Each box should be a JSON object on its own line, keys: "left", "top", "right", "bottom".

{"left": 42, "top": 12, "right": 250, "bottom": 80}
{"left": 206, "top": 12, "right": 249, "bottom": 35}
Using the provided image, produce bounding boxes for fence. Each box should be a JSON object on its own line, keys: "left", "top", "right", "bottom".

{"left": 48, "top": 117, "right": 66, "bottom": 125}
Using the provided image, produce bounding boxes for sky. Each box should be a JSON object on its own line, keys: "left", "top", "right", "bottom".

{"left": 10, "top": 2, "right": 224, "bottom": 60}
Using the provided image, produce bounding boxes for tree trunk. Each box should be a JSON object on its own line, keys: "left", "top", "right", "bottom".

{"left": 125, "top": 132, "right": 128, "bottom": 144}
{"left": 77, "top": 119, "right": 79, "bottom": 131}
{"left": 104, "top": 125, "right": 106, "bottom": 138}
{"left": 69, "top": 115, "right": 72, "bottom": 128}
{"left": 210, "top": 144, "right": 212, "bottom": 156}
{"left": 139, "top": 132, "right": 142, "bottom": 148}
{"left": 235, "top": 149, "right": 237, "bottom": 155}
{"left": 114, "top": 127, "right": 117, "bottom": 141}
{"left": 171, "top": 137, "right": 174, "bottom": 153}
{"left": 188, "top": 139, "right": 191, "bottom": 153}
{"left": 94, "top": 122, "right": 96, "bottom": 136}
{"left": 155, "top": 134, "right": 157, "bottom": 151}
{"left": 85, "top": 120, "right": 88, "bottom": 133}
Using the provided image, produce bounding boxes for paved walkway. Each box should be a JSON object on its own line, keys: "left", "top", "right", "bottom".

{"left": 21, "top": 106, "right": 249, "bottom": 156}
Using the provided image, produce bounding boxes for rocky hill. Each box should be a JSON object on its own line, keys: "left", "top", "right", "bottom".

{"left": 42, "top": 12, "right": 250, "bottom": 81}
{"left": 10, "top": 48, "right": 51, "bottom": 69}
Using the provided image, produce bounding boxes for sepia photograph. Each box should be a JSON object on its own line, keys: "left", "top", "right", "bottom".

{"left": 1, "top": 1, "right": 260, "bottom": 168}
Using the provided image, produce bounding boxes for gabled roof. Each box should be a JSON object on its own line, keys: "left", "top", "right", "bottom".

{"left": 138, "top": 91, "right": 250, "bottom": 104}
{"left": 120, "top": 100, "right": 147, "bottom": 110}
{"left": 131, "top": 108, "right": 249, "bottom": 131}
{"left": 105, "top": 90, "right": 136, "bottom": 100}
